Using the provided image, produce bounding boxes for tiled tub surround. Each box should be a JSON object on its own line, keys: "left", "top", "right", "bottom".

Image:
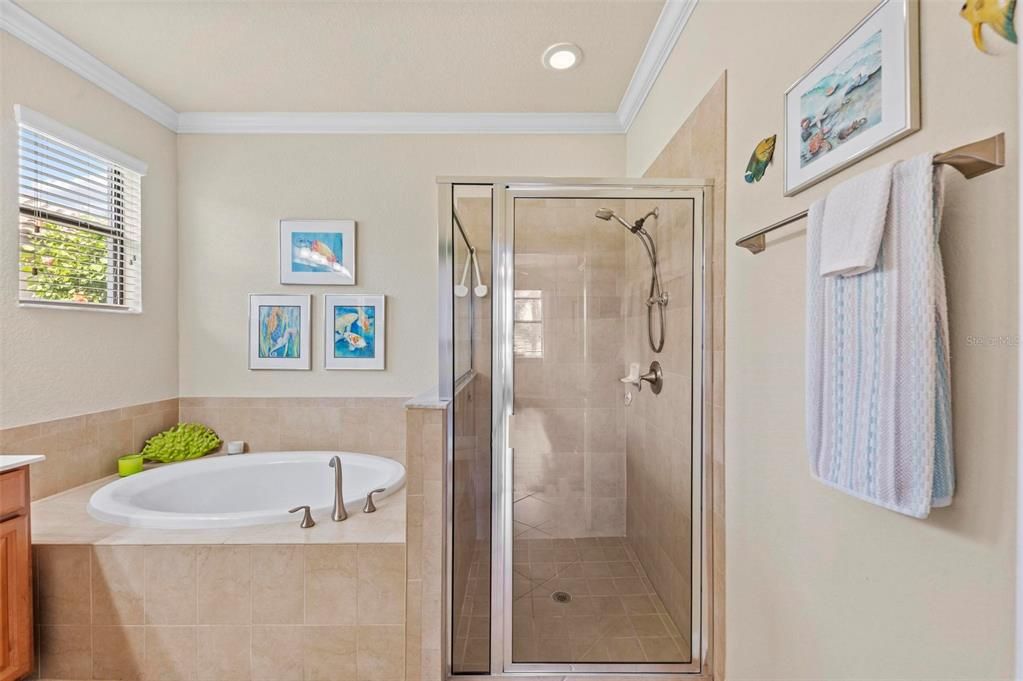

{"left": 178, "top": 397, "right": 408, "bottom": 462}
{"left": 31, "top": 543, "right": 406, "bottom": 681}
{"left": 30, "top": 476, "right": 406, "bottom": 546}
{"left": 25, "top": 399, "right": 436, "bottom": 681}
{"left": 404, "top": 404, "right": 446, "bottom": 681}
{"left": 0, "top": 399, "right": 178, "bottom": 501}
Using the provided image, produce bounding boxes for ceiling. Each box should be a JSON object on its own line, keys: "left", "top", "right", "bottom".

{"left": 19, "top": 0, "right": 665, "bottom": 114}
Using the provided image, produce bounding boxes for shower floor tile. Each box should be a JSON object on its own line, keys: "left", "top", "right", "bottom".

{"left": 511, "top": 536, "right": 689, "bottom": 663}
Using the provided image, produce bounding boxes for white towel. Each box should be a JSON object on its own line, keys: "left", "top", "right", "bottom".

{"left": 806, "top": 153, "right": 954, "bottom": 518}
{"left": 819, "top": 161, "right": 895, "bottom": 277}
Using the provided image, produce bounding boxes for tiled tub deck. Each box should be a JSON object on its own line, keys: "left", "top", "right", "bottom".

{"left": 27, "top": 401, "right": 448, "bottom": 681}
{"left": 29, "top": 480, "right": 407, "bottom": 681}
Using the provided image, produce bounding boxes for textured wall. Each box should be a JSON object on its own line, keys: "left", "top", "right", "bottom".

{"left": 628, "top": 1, "right": 1018, "bottom": 678}
{"left": 176, "top": 134, "right": 624, "bottom": 400}
{"left": 0, "top": 35, "right": 179, "bottom": 429}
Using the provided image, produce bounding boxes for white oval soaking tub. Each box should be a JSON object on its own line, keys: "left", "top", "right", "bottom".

{"left": 87, "top": 451, "right": 406, "bottom": 529}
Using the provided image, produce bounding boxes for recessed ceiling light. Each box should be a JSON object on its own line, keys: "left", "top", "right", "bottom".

{"left": 543, "top": 43, "right": 582, "bottom": 71}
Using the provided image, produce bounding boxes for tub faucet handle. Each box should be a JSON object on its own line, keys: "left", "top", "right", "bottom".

{"left": 288, "top": 505, "right": 316, "bottom": 528}
{"left": 363, "top": 488, "right": 386, "bottom": 514}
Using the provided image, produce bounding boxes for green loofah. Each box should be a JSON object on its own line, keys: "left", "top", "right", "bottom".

{"left": 141, "top": 423, "right": 222, "bottom": 463}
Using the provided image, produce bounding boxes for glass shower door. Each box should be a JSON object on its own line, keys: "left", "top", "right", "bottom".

{"left": 496, "top": 185, "right": 705, "bottom": 674}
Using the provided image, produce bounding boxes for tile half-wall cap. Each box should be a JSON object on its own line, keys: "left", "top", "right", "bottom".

{"left": 405, "top": 387, "right": 450, "bottom": 410}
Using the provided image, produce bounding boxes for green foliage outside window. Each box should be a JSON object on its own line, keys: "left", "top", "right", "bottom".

{"left": 19, "top": 221, "right": 111, "bottom": 304}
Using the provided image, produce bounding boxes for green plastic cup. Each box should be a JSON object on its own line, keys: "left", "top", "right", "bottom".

{"left": 118, "top": 454, "right": 144, "bottom": 477}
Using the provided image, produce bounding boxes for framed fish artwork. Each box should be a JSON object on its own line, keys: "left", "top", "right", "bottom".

{"left": 248, "top": 294, "right": 311, "bottom": 370}
{"left": 783, "top": 0, "right": 919, "bottom": 196}
{"left": 279, "top": 219, "right": 356, "bottom": 285}
{"left": 324, "top": 294, "right": 385, "bottom": 370}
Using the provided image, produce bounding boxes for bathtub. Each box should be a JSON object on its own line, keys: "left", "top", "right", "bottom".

{"left": 87, "top": 451, "right": 406, "bottom": 530}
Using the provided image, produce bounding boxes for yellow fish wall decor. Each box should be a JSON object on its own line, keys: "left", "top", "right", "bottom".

{"left": 960, "top": 0, "right": 1017, "bottom": 53}
{"left": 744, "top": 134, "right": 776, "bottom": 184}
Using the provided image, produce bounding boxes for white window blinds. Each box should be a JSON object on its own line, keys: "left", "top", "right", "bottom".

{"left": 16, "top": 106, "right": 146, "bottom": 312}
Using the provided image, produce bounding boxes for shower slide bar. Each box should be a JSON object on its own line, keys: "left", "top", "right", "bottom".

{"left": 735, "top": 132, "right": 1006, "bottom": 254}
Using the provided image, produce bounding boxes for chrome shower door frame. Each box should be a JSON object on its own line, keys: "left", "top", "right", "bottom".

{"left": 491, "top": 179, "right": 711, "bottom": 676}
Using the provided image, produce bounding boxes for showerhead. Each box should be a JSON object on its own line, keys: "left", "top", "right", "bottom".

{"left": 595, "top": 205, "right": 667, "bottom": 353}
{"left": 595, "top": 207, "right": 637, "bottom": 232}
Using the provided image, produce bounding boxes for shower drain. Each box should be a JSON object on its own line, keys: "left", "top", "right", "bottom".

{"left": 551, "top": 591, "right": 572, "bottom": 603}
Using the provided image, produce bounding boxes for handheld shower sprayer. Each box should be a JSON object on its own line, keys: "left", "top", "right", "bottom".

{"left": 595, "top": 206, "right": 668, "bottom": 353}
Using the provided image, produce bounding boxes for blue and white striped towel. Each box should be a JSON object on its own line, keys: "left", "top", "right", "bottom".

{"left": 806, "top": 153, "right": 954, "bottom": 518}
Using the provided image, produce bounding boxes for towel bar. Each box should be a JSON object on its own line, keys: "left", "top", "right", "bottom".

{"left": 735, "top": 132, "right": 1006, "bottom": 254}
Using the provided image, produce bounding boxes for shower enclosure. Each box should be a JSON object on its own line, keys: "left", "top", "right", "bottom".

{"left": 439, "top": 179, "right": 711, "bottom": 676}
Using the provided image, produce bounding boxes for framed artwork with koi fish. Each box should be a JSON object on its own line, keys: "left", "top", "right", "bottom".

{"left": 324, "top": 294, "right": 385, "bottom": 370}
{"left": 280, "top": 219, "right": 356, "bottom": 285}
{"left": 249, "top": 294, "right": 311, "bottom": 370}
{"left": 783, "top": 0, "right": 919, "bottom": 196}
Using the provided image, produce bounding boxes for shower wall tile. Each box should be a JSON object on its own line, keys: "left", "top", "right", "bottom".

{"left": 512, "top": 199, "right": 628, "bottom": 540}
{"left": 0, "top": 398, "right": 179, "bottom": 501}
{"left": 640, "top": 71, "right": 727, "bottom": 677}
{"left": 34, "top": 542, "right": 408, "bottom": 681}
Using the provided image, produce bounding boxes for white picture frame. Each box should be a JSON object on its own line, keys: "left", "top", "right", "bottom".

{"left": 279, "top": 219, "right": 356, "bottom": 285}
{"left": 783, "top": 0, "right": 919, "bottom": 196}
{"left": 324, "top": 294, "right": 385, "bottom": 370}
{"left": 248, "top": 294, "right": 311, "bottom": 370}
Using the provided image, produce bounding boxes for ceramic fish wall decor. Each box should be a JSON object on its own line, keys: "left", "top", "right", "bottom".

{"left": 960, "top": 0, "right": 1017, "bottom": 53}
{"left": 744, "top": 134, "right": 777, "bottom": 183}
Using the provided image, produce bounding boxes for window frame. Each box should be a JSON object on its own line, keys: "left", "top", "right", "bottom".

{"left": 15, "top": 106, "right": 146, "bottom": 314}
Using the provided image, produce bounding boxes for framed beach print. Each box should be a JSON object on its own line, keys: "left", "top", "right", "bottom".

{"left": 324, "top": 294, "right": 385, "bottom": 370}
{"left": 280, "top": 219, "right": 356, "bottom": 285}
{"left": 248, "top": 294, "right": 311, "bottom": 370}
{"left": 783, "top": 0, "right": 919, "bottom": 196}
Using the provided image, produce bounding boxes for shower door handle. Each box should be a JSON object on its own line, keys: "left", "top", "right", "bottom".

{"left": 506, "top": 413, "right": 522, "bottom": 450}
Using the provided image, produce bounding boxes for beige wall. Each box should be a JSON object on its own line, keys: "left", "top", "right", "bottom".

{"left": 177, "top": 135, "right": 623, "bottom": 399}
{"left": 0, "top": 34, "right": 179, "bottom": 429}
{"left": 628, "top": 1, "right": 1018, "bottom": 679}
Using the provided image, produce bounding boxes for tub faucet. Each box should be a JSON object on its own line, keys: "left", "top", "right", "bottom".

{"left": 328, "top": 455, "right": 348, "bottom": 521}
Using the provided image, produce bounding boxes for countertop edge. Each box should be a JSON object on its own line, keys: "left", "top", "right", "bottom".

{"left": 0, "top": 454, "right": 46, "bottom": 473}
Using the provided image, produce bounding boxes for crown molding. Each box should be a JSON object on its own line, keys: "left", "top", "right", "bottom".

{"left": 616, "top": 0, "right": 698, "bottom": 131}
{"left": 177, "top": 111, "right": 624, "bottom": 135}
{"left": 0, "top": 0, "right": 178, "bottom": 131}
{"left": 1, "top": 0, "right": 694, "bottom": 135}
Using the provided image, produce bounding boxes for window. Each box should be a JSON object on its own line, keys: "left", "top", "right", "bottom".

{"left": 16, "top": 106, "right": 146, "bottom": 311}
{"left": 513, "top": 289, "right": 544, "bottom": 358}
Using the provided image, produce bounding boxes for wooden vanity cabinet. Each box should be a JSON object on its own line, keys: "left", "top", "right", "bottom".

{"left": 0, "top": 467, "right": 32, "bottom": 681}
